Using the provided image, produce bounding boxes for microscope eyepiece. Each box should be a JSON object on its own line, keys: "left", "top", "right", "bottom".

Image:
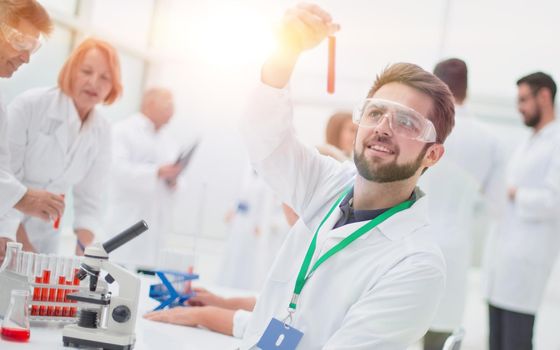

{"left": 102, "top": 220, "right": 149, "bottom": 254}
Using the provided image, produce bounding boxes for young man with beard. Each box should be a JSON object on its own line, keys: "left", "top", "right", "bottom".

{"left": 144, "top": 3, "right": 455, "bottom": 349}
{"left": 484, "top": 72, "right": 560, "bottom": 350}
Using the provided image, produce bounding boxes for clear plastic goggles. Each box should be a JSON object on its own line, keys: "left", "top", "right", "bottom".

{"left": 352, "top": 98, "right": 437, "bottom": 143}
{"left": 0, "top": 22, "right": 42, "bottom": 54}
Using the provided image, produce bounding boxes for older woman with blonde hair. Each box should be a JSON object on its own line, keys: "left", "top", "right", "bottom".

{"left": 0, "top": 38, "right": 122, "bottom": 254}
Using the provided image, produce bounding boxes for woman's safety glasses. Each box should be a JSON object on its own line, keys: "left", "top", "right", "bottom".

{"left": 352, "top": 98, "right": 437, "bottom": 143}
{"left": 0, "top": 23, "right": 42, "bottom": 54}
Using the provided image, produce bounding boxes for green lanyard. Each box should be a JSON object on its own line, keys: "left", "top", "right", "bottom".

{"left": 288, "top": 188, "right": 414, "bottom": 311}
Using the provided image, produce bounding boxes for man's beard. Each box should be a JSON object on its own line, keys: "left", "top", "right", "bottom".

{"left": 523, "top": 105, "right": 542, "bottom": 127}
{"left": 354, "top": 139, "right": 427, "bottom": 183}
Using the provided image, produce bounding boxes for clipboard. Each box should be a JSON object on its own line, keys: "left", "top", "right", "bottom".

{"left": 175, "top": 141, "right": 199, "bottom": 173}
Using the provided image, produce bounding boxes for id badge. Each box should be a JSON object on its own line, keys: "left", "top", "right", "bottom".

{"left": 256, "top": 318, "right": 304, "bottom": 350}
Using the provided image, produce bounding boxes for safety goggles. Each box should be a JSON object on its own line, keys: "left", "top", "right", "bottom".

{"left": 352, "top": 98, "right": 437, "bottom": 143}
{"left": 0, "top": 22, "right": 42, "bottom": 54}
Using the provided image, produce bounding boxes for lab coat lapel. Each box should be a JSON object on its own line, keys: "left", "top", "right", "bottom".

{"left": 48, "top": 92, "right": 70, "bottom": 152}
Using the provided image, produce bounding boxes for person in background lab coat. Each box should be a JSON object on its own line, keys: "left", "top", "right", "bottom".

{"left": 144, "top": 5, "right": 456, "bottom": 348}
{"left": 0, "top": 38, "right": 122, "bottom": 254}
{"left": 219, "top": 115, "right": 354, "bottom": 291}
{"left": 105, "top": 88, "right": 182, "bottom": 268}
{"left": 421, "top": 58, "right": 506, "bottom": 350}
{"left": 0, "top": 0, "right": 64, "bottom": 263}
{"left": 484, "top": 72, "right": 560, "bottom": 350}
{"left": 219, "top": 167, "right": 291, "bottom": 290}
{"left": 316, "top": 111, "right": 357, "bottom": 161}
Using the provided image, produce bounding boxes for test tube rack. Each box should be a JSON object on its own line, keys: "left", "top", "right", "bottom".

{"left": 149, "top": 270, "right": 199, "bottom": 311}
{"left": 0, "top": 243, "right": 95, "bottom": 323}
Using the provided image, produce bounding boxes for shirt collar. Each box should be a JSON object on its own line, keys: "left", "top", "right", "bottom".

{"left": 331, "top": 186, "right": 428, "bottom": 241}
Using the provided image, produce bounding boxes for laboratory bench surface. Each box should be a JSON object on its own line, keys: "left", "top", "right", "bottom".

{"left": 1, "top": 276, "right": 242, "bottom": 350}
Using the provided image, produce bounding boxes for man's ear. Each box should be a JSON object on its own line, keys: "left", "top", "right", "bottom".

{"left": 423, "top": 143, "right": 445, "bottom": 168}
{"left": 537, "top": 88, "right": 552, "bottom": 106}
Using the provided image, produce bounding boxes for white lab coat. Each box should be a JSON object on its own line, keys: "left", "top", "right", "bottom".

{"left": 484, "top": 120, "right": 560, "bottom": 314}
{"left": 235, "top": 83, "right": 446, "bottom": 349}
{"left": 0, "top": 87, "right": 111, "bottom": 253}
{"left": 0, "top": 90, "right": 26, "bottom": 238}
{"left": 105, "top": 113, "right": 180, "bottom": 268}
{"left": 419, "top": 106, "right": 505, "bottom": 331}
{"left": 219, "top": 167, "right": 290, "bottom": 290}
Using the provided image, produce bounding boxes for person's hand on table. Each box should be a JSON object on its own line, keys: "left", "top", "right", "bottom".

{"left": 144, "top": 306, "right": 203, "bottom": 327}
{"left": 187, "top": 287, "right": 226, "bottom": 308}
{"left": 143, "top": 305, "right": 235, "bottom": 336}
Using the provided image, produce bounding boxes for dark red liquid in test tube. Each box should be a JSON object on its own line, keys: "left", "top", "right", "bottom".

{"left": 1, "top": 327, "right": 30, "bottom": 342}
{"left": 63, "top": 280, "right": 72, "bottom": 317}
{"left": 39, "top": 269, "right": 50, "bottom": 316}
{"left": 327, "top": 36, "right": 336, "bottom": 94}
{"left": 53, "top": 194, "right": 65, "bottom": 229}
{"left": 70, "top": 268, "right": 80, "bottom": 317}
{"left": 31, "top": 276, "right": 42, "bottom": 315}
{"left": 55, "top": 275, "right": 66, "bottom": 316}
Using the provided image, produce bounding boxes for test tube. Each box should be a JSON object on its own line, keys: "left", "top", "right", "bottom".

{"left": 327, "top": 35, "right": 336, "bottom": 94}
{"left": 53, "top": 257, "right": 66, "bottom": 317}
{"left": 31, "top": 254, "right": 43, "bottom": 316}
{"left": 39, "top": 255, "right": 50, "bottom": 316}
{"left": 23, "top": 253, "right": 35, "bottom": 281}
{"left": 46, "top": 255, "right": 58, "bottom": 316}
{"left": 62, "top": 258, "right": 72, "bottom": 317}
{"left": 15, "top": 249, "right": 23, "bottom": 274}
{"left": 52, "top": 194, "right": 65, "bottom": 229}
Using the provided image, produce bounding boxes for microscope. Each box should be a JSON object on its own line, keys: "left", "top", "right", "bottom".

{"left": 62, "top": 220, "right": 149, "bottom": 350}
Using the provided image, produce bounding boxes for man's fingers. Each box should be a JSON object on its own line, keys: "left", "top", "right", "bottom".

{"left": 296, "top": 2, "right": 332, "bottom": 22}
{"left": 38, "top": 211, "right": 50, "bottom": 222}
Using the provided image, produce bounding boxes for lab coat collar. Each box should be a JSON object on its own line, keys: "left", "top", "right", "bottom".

{"left": 48, "top": 89, "right": 73, "bottom": 149}
{"left": 326, "top": 187, "right": 429, "bottom": 241}
{"left": 534, "top": 119, "right": 560, "bottom": 139}
{"left": 47, "top": 88, "right": 102, "bottom": 150}
{"left": 135, "top": 112, "right": 158, "bottom": 133}
{"left": 376, "top": 188, "right": 429, "bottom": 241}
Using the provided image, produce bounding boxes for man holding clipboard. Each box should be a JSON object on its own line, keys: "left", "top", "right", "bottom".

{"left": 105, "top": 88, "right": 195, "bottom": 267}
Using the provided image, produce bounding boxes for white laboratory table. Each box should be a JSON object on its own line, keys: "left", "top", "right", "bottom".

{"left": 0, "top": 276, "right": 244, "bottom": 350}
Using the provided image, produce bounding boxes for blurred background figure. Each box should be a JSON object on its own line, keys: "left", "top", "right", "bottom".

{"left": 317, "top": 111, "right": 356, "bottom": 161}
{"left": 421, "top": 58, "right": 506, "bottom": 350}
{"left": 484, "top": 72, "right": 560, "bottom": 350}
{"left": 0, "top": 0, "right": 63, "bottom": 264}
{"left": 218, "top": 168, "right": 291, "bottom": 291}
{"left": 105, "top": 87, "right": 185, "bottom": 268}
{"left": 0, "top": 37, "right": 121, "bottom": 254}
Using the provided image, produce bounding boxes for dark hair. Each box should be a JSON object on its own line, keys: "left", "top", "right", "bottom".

{"left": 368, "top": 62, "right": 455, "bottom": 144}
{"left": 517, "top": 72, "right": 556, "bottom": 104}
{"left": 433, "top": 58, "right": 467, "bottom": 103}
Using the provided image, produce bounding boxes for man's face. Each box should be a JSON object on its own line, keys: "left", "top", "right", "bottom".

{"left": 353, "top": 82, "right": 435, "bottom": 183}
{"left": 0, "top": 19, "right": 40, "bottom": 78}
{"left": 517, "top": 83, "right": 542, "bottom": 127}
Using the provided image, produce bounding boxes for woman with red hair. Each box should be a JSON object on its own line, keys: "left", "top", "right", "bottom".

{"left": 0, "top": 38, "right": 122, "bottom": 254}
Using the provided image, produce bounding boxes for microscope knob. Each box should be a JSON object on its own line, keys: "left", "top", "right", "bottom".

{"left": 105, "top": 274, "right": 115, "bottom": 284}
{"left": 112, "top": 305, "right": 131, "bottom": 323}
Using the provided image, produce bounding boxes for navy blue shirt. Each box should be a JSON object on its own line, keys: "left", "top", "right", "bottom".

{"left": 332, "top": 187, "right": 416, "bottom": 229}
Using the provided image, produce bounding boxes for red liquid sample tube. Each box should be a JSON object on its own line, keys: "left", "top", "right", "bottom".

{"left": 55, "top": 275, "right": 66, "bottom": 316}
{"left": 63, "top": 280, "right": 72, "bottom": 317}
{"left": 39, "top": 269, "right": 51, "bottom": 316}
{"left": 31, "top": 276, "right": 42, "bottom": 316}
{"left": 327, "top": 36, "right": 336, "bottom": 94}
{"left": 53, "top": 194, "right": 65, "bottom": 229}
{"left": 1, "top": 327, "right": 30, "bottom": 342}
